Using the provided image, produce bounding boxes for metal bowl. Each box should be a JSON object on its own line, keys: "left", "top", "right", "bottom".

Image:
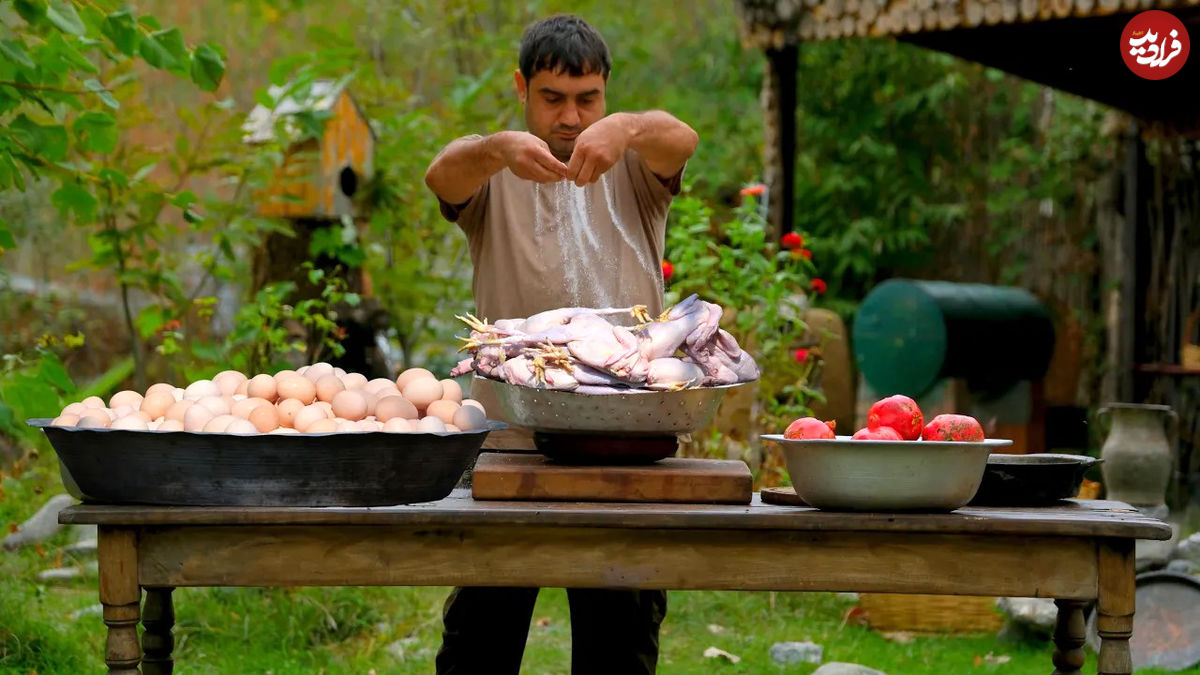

{"left": 761, "top": 434, "right": 1011, "bottom": 512}
{"left": 28, "top": 418, "right": 506, "bottom": 507}
{"left": 485, "top": 377, "right": 743, "bottom": 436}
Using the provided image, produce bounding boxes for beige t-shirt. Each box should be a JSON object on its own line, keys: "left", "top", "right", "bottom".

{"left": 440, "top": 146, "right": 682, "bottom": 448}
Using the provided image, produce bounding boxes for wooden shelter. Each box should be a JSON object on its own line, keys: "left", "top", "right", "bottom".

{"left": 243, "top": 80, "right": 376, "bottom": 219}
{"left": 733, "top": 0, "right": 1200, "bottom": 500}
{"left": 735, "top": 0, "right": 1199, "bottom": 239}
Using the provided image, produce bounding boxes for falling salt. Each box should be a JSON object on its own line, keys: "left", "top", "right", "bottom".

{"left": 532, "top": 167, "right": 664, "bottom": 310}
{"left": 600, "top": 172, "right": 662, "bottom": 299}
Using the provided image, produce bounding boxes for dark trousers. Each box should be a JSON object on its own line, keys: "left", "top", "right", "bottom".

{"left": 435, "top": 586, "right": 667, "bottom": 675}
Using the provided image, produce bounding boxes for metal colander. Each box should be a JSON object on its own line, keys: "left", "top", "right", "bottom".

{"left": 484, "top": 376, "right": 744, "bottom": 436}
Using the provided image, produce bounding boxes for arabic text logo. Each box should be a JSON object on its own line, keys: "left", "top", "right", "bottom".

{"left": 1121, "top": 10, "right": 1189, "bottom": 80}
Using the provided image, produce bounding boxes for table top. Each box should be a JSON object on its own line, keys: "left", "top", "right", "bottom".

{"left": 59, "top": 491, "right": 1172, "bottom": 540}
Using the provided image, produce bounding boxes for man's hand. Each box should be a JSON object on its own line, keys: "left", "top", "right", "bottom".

{"left": 565, "top": 116, "right": 629, "bottom": 187}
{"left": 498, "top": 131, "right": 569, "bottom": 184}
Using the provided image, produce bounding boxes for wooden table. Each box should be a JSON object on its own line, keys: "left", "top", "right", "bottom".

{"left": 60, "top": 492, "right": 1171, "bottom": 675}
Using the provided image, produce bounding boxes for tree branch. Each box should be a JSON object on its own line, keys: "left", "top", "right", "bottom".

{"left": 0, "top": 81, "right": 105, "bottom": 95}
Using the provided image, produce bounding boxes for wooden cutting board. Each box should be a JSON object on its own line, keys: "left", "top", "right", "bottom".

{"left": 760, "top": 486, "right": 809, "bottom": 507}
{"left": 471, "top": 452, "right": 752, "bottom": 504}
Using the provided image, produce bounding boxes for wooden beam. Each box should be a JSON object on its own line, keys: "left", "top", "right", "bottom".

{"left": 137, "top": 525, "right": 1101, "bottom": 598}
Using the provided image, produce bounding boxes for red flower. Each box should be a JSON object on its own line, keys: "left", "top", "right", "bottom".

{"left": 739, "top": 183, "right": 766, "bottom": 196}
{"left": 810, "top": 278, "right": 827, "bottom": 294}
{"left": 793, "top": 348, "right": 810, "bottom": 363}
{"left": 661, "top": 259, "right": 674, "bottom": 281}
{"left": 801, "top": 249, "right": 813, "bottom": 260}
{"left": 781, "top": 232, "right": 803, "bottom": 250}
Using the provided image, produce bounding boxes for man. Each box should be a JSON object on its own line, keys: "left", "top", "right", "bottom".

{"left": 424, "top": 13, "right": 697, "bottom": 675}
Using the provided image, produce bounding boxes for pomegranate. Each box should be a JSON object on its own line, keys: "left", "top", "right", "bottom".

{"left": 784, "top": 417, "right": 837, "bottom": 439}
{"left": 867, "top": 394, "right": 924, "bottom": 440}
{"left": 851, "top": 426, "right": 903, "bottom": 441}
{"left": 921, "top": 414, "right": 985, "bottom": 442}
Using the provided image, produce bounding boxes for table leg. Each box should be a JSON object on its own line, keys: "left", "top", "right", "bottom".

{"left": 99, "top": 527, "right": 141, "bottom": 674}
{"left": 1051, "top": 599, "right": 1087, "bottom": 674}
{"left": 1097, "top": 540, "right": 1136, "bottom": 675}
{"left": 142, "top": 587, "right": 175, "bottom": 675}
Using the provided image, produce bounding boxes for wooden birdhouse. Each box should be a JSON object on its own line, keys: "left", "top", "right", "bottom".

{"left": 243, "top": 80, "right": 375, "bottom": 220}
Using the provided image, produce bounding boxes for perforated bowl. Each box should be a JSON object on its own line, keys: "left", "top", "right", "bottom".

{"left": 485, "top": 376, "right": 743, "bottom": 436}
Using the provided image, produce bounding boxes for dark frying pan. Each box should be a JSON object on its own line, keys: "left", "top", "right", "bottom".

{"left": 968, "top": 453, "right": 1101, "bottom": 506}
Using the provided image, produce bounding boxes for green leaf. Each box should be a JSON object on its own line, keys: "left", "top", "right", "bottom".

{"left": 0, "top": 218, "right": 15, "bottom": 249}
{"left": 101, "top": 11, "right": 140, "bottom": 56}
{"left": 83, "top": 78, "right": 118, "bottom": 109}
{"left": 134, "top": 305, "right": 167, "bottom": 339}
{"left": 169, "top": 190, "right": 198, "bottom": 208}
{"left": 136, "top": 14, "right": 161, "bottom": 30}
{"left": 98, "top": 167, "right": 128, "bottom": 188}
{"left": 14, "top": 0, "right": 48, "bottom": 24}
{"left": 51, "top": 181, "right": 97, "bottom": 222}
{"left": 190, "top": 43, "right": 225, "bottom": 92}
{"left": 38, "top": 351, "right": 74, "bottom": 393}
{"left": 132, "top": 162, "right": 157, "bottom": 183}
{"left": 139, "top": 28, "right": 188, "bottom": 75}
{"left": 138, "top": 31, "right": 173, "bottom": 70}
{"left": 0, "top": 40, "right": 36, "bottom": 69}
{"left": 73, "top": 111, "right": 117, "bottom": 153}
{"left": 46, "top": 0, "right": 86, "bottom": 36}
{"left": 9, "top": 115, "right": 68, "bottom": 162}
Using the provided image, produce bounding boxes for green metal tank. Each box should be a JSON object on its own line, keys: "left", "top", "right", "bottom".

{"left": 852, "top": 280, "right": 1055, "bottom": 398}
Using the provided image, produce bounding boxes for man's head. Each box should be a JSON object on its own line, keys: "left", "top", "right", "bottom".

{"left": 515, "top": 15, "right": 610, "bottom": 162}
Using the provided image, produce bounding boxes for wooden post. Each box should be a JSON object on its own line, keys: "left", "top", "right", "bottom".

{"left": 1052, "top": 599, "right": 1088, "bottom": 674}
{"left": 1097, "top": 539, "right": 1136, "bottom": 675}
{"left": 763, "top": 43, "right": 799, "bottom": 243}
{"left": 99, "top": 527, "right": 141, "bottom": 675}
{"left": 142, "top": 587, "right": 176, "bottom": 675}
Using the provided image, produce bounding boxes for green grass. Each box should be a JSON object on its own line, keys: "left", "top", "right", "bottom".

{"left": 3, "top": 452, "right": 1198, "bottom": 674}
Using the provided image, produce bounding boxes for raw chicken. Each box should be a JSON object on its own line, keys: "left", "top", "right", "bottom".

{"left": 453, "top": 294, "right": 758, "bottom": 392}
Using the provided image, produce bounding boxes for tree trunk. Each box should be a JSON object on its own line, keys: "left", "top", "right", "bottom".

{"left": 762, "top": 44, "right": 799, "bottom": 243}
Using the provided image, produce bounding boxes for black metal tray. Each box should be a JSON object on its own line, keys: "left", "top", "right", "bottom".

{"left": 968, "top": 453, "right": 1101, "bottom": 506}
{"left": 28, "top": 418, "right": 506, "bottom": 507}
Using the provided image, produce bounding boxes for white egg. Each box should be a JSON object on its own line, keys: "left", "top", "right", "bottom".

{"left": 415, "top": 416, "right": 446, "bottom": 433}
{"left": 184, "top": 379, "right": 220, "bottom": 401}
{"left": 111, "top": 416, "right": 149, "bottom": 431}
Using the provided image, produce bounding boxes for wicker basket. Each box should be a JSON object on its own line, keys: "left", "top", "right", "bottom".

{"left": 858, "top": 593, "right": 1004, "bottom": 633}
{"left": 1184, "top": 310, "right": 1200, "bottom": 370}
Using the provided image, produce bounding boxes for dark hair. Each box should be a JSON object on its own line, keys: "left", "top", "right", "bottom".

{"left": 518, "top": 14, "right": 611, "bottom": 82}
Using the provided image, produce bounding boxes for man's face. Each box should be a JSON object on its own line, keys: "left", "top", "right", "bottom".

{"left": 515, "top": 68, "right": 607, "bottom": 162}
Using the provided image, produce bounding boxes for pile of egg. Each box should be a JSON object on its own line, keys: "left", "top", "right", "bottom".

{"left": 49, "top": 363, "right": 489, "bottom": 434}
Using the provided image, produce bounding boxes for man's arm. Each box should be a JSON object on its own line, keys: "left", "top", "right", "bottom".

{"left": 565, "top": 111, "right": 698, "bottom": 186}
{"left": 425, "top": 131, "right": 568, "bottom": 206}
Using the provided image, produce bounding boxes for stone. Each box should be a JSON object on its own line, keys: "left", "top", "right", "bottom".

{"left": 64, "top": 538, "right": 97, "bottom": 556}
{"left": 996, "top": 597, "right": 1058, "bottom": 636}
{"left": 813, "top": 663, "right": 888, "bottom": 675}
{"left": 1173, "top": 532, "right": 1200, "bottom": 564}
{"left": 37, "top": 561, "right": 97, "bottom": 582}
{"left": 68, "top": 604, "right": 104, "bottom": 621}
{"left": 2, "top": 494, "right": 76, "bottom": 552}
{"left": 770, "top": 641, "right": 823, "bottom": 665}
{"left": 70, "top": 524, "right": 98, "bottom": 543}
{"left": 1166, "top": 559, "right": 1198, "bottom": 575}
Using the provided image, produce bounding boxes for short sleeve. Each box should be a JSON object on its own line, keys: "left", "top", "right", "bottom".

{"left": 623, "top": 149, "right": 684, "bottom": 221}
{"left": 438, "top": 179, "right": 490, "bottom": 234}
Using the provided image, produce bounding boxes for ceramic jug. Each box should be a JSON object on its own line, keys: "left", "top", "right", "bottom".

{"left": 1098, "top": 403, "right": 1178, "bottom": 507}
